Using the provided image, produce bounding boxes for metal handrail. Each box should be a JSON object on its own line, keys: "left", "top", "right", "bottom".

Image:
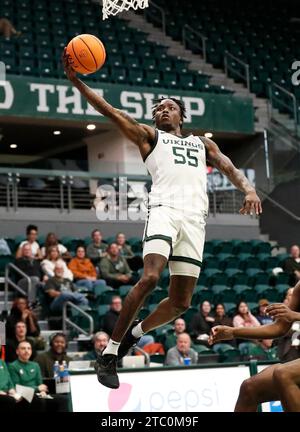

{"left": 134, "top": 346, "right": 150, "bottom": 367}
{"left": 145, "top": 0, "right": 166, "bottom": 34}
{"left": 224, "top": 51, "right": 250, "bottom": 92}
{"left": 182, "top": 24, "right": 207, "bottom": 62}
{"left": 4, "top": 263, "right": 32, "bottom": 313}
{"left": 268, "top": 83, "right": 298, "bottom": 135}
{"left": 62, "top": 301, "right": 94, "bottom": 337}
{"left": 257, "top": 187, "right": 300, "bottom": 221}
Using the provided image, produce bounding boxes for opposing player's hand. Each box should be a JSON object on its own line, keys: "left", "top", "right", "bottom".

{"left": 239, "top": 191, "right": 262, "bottom": 216}
{"left": 208, "top": 325, "right": 234, "bottom": 345}
{"left": 62, "top": 48, "right": 77, "bottom": 81}
{"left": 266, "top": 303, "right": 297, "bottom": 322}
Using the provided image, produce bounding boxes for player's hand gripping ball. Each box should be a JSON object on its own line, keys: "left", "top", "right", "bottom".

{"left": 66, "top": 34, "right": 106, "bottom": 75}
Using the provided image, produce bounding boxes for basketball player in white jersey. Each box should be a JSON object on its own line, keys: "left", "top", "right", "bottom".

{"left": 63, "top": 51, "right": 262, "bottom": 389}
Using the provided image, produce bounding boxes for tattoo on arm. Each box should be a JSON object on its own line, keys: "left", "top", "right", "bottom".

{"left": 203, "top": 137, "right": 254, "bottom": 194}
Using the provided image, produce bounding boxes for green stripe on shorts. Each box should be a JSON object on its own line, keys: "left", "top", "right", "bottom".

{"left": 144, "top": 235, "right": 172, "bottom": 245}
{"left": 169, "top": 256, "right": 202, "bottom": 267}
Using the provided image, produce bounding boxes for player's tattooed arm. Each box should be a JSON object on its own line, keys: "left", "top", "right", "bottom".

{"left": 203, "top": 136, "right": 262, "bottom": 215}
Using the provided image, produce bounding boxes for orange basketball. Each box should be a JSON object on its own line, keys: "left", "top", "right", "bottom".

{"left": 66, "top": 34, "right": 106, "bottom": 75}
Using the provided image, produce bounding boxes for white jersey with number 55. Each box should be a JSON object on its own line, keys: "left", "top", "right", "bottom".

{"left": 144, "top": 129, "right": 208, "bottom": 214}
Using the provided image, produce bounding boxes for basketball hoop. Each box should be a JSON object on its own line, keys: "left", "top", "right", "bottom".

{"left": 102, "top": 0, "right": 149, "bottom": 20}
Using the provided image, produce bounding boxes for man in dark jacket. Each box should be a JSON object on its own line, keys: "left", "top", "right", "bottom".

{"left": 35, "top": 333, "right": 71, "bottom": 378}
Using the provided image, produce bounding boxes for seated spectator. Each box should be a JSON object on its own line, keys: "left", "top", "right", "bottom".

{"left": 116, "top": 232, "right": 143, "bottom": 271}
{"left": 102, "top": 296, "right": 154, "bottom": 348}
{"left": 35, "top": 333, "right": 71, "bottom": 378}
{"left": 9, "top": 341, "right": 65, "bottom": 412}
{"left": 41, "top": 245, "right": 73, "bottom": 281}
{"left": 6, "top": 297, "right": 40, "bottom": 339}
{"left": 14, "top": 243, "right": 45, "bottom": 303}
{"left": 214, "top": 303, "right": 233, "bottom": 326}
{"left": 41, "top": 233, "right": 71, "bottom": 260}
{"left": 233, "top": 301, "right": 264, "bottom": 348}
{"left": 255, "top": 299, "right": 273, "bottom": 325}
{"left": 233, "top": 301, "right": 261, "bottom": 328}
{"left": 165, "top": 333, "right": 198, "bottom": 366}
{"left": 68, "top": 246, "right": 106, "bottom": 292}
{"left": 0, "top": 18, "right": 21, "bottom": 38}
{"left": 189, "top": 301, "right": 215, "bottom": 344}
{"left": 86, "top": 229, "right": 108, "bottom": 266}
{"left": 100, "top": 243, "right": 137, "bottom": 289}
{"left": 163, "top": 318, "right": 187, "bottom": 352}
{"left": 0, "top": 359, "right": 18, "bottom": 412}
{"left": 84, "top": 331, "right": 109, "bottom": 361}
{"left": 16, "top": 225, "right": 42, "bottom": 259}
{"left": 5, "top": 321, "right": 36, "bottom": 363}
{"left": 283, "top": 245, "right": 300, "bottom": 284}
{"left": 44, "top": 262, "right": 89, "bottom": 315}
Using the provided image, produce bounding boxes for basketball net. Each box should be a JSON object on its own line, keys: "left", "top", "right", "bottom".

{"left": 102, "top": 0, "right": 149, "bottom": 20}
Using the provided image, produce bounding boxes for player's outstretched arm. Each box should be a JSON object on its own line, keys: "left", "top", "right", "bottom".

{"left": 209, "top": 282, "right": 300, "bottom": 344}
{"left": 208, "top": 320, "right": 292, "bottom": 345}
{"left": 62, "top": 49, "right": 154, "bottom": 155}
{"left": 202, "top": 136, "right": 262, "bottom": 215}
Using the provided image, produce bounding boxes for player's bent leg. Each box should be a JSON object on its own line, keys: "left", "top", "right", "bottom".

{"left": 94, "top": 251, "right": 168, "bottom": 389}
{"left": 272, "top": 359, "right": 300, "bottom": 412}
{"left": 235, "top": 363, "right": 280, "bottom": 412}
{"left": 141, "top": 274, "right": 197, "bottom": 334}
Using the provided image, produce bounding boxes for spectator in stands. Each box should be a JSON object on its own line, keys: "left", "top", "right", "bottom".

{"left": 116, "top": 232, "right": 143, "bottom": 271}
{"left": 102, "top": 296, "right": 153, "bottom": 348}
{"left": 214, "top": 303, "right": 233, "bottom": 326}
{"left": 100, "top": 243, "right": 136, "bottom": 289}
{"left": 8, "top": 341, "right": 63, "bottom": 412}
{"left": 189, "top": 301, "right": 215, "bottom": 344}
{"left": 0, "top": 359, "right": 18, "bottom": 412}
{"left": 255, "top": 299, "right": 273, "bottom": 325}
{"left": 16, "top": 225, "right": 42, "bottom": 259}
{"left": 86, "top": 229, "right": 108, "bottom": 266}
{"left": 68, "top": 245, "right": 106, "bottom": 292}
{"left": 0, "top": 18, "right": 21, "bottom": 39}
{"left": 6, "top": 297, "right": 40, "bottom": 339}
{"left": 41, "top": 233, "right": 71, "bottom": 260}
{"left": 276, "top": 287, "right": 300, "bottom": 362}
{"left": 35, "top": 333, "right": 71, "bottom": 378}
{"left": 15, "top": 243, "right": 45, "bottom": 303}
{"left": 5, "top": 321, "right": 36, "bottom": 363}
{"left": 233, "top": 301, "right": 260, "bottom": 328}
{"left": 41, "top": 245, "right": 73, "bottom": 281}
{"left": 84, "top": 331, "right": 109, "bottom": 361}
{"left": 163, "top": 318, "right": 187, "bottom": 352}
{"left": 283, "top": 245, "right": 300, "bottom": 284}
{"left": 165, "top": 333, "right": 198, "bottom": 366}
{"left": 44, "top": 262, "right": 89, "bottom": 315}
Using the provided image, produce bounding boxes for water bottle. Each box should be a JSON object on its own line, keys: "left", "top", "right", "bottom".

{"left": 62, "top": 360, "right": 69, "bottom": 383}
{"left": 53, "top": 360, "right": 59, "bottom": 380}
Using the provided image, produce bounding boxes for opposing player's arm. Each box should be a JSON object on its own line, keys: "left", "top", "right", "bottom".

{"left": 202, "top": 136, "right": 262, "bottom": 215}
{"left": 62, "top": 49, "right": 154, "bottom": 157}
{"left": 209, "top": 282, "right": 300, "bottom": 344}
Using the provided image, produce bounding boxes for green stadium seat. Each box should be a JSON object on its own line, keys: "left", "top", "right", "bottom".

{"left": 254, "top": 284, "right": 271, "bottom": 295}
{"left": 193, "top": 290, "right": 214, "bottom": 306}
{"left": 218, "top": 289, "right": 238, "bottom": 303}
{"left": 232, "top": 285, "right": 252, "bottom": 295}
{"left": 97, "top": 304, "right": 110, "bottom": 318}
{"left": 149, "top": 288, "right": 167, "bottom": 304}
{"left": 238, "top": 342, "right": 268, "bottom": 360}
{"left": 193, "top": 344, "right": 213, "bottom": 354}
{"left": 203, "top": 257, "right": 220, "bottom": 270}
{"left": 239, "top": 290, "right": 258, "bottom": 303}
{"left": 139, "top": 307, "right": 150, "bottom": 320}
{"left": 275, "top": 284, "right": 290, "bottom": 295}
{"left": 94, "top": 284, "right": 113, "bottom": 298}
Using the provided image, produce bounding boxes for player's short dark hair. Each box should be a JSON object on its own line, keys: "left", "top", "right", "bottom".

{"left": 152, "top": 97, "right": 187, "bottom": 126}
{"left": 26, "top": 224, "right": 38, "bottom": 235}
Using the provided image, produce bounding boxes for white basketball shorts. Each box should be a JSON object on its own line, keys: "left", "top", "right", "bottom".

{"left": 142, "top": 205, "right": 207, "bottom": 278}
